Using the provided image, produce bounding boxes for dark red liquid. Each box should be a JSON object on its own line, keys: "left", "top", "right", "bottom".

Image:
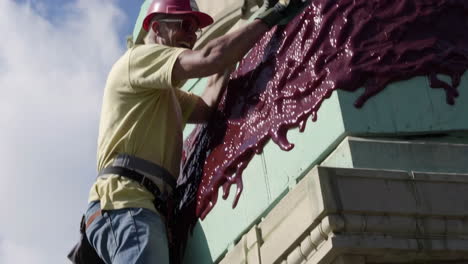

{"left": 177, "top": 0, "right": 468, "bottom": 223}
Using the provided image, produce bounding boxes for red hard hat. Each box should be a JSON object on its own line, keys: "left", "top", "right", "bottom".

{"left": 143, "top": 0, "right": 214, "bottom": 32}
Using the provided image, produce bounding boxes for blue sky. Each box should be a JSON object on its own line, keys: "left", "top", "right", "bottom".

{"left": 0, "top": 1, "right": 146, "bottom": 263}
{"left": 14, "top": 0, "right": 143, "bottom": 41}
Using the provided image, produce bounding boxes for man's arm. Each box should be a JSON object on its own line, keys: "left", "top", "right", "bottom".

{"left": 172, "top": 0, "right": 309, "bottom": 83}
{"left": 173, "top": 20, "right": 269, "bottom": 82}
{"left": 187, "top": 68, "right": 232, "bottom": 123}
{"left": 179, "top": 0, "right": 309, "bottom": 122}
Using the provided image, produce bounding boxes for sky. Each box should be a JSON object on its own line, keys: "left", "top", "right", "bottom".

{"left": 0, "top": 0, "right": 143, "bottom": 263}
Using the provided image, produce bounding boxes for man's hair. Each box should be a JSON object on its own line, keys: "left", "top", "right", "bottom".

{"left": 143, "top": 14, "right": 170, "bottom": 44}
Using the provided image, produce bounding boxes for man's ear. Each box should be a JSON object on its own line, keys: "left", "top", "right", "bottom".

{"left": 151, "top": 21, "right": 160, "bottom": 36}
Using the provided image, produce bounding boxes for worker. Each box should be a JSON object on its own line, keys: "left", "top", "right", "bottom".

{"left": 79, "top": 0, "right": 307, "bottom": 263}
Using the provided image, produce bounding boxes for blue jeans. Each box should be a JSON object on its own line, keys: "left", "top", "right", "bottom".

{"left": 85, "top": 201, "right": 169, "bottom": 264}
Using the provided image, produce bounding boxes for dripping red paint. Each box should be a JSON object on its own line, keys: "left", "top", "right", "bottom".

{"left": 177, "top": 0, "right": 468, "bottom": 221}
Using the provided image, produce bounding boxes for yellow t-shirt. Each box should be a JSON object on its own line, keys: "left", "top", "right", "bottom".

{"left": 88, "top": 44, "right": 199, "bottom": 212}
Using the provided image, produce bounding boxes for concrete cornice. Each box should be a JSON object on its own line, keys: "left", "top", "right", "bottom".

{"left": 219, "top": 165, "right": 468, "bottom": 264}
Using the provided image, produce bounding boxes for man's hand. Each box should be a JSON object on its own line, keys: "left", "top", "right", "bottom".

{"left": 256, "top": 0, "right": 310, "bottom": 28}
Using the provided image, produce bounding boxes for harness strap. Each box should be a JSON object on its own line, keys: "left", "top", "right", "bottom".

{"left": 110, "top": 154, "right": 176, "bottom": 190}
{"left": 98, "top": 166, "right": 169, "bottom": 217}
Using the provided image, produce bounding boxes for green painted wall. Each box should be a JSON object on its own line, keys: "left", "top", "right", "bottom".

{"left": 181, "top": 73, "right": 468, "bottom": 263}
{"left": 339, "top": 75, "right": 468, "bottom": 134}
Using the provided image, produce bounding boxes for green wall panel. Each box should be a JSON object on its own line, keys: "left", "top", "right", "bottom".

{"left": 182, "top": 142, "right": 270, "bottom": 263}
{"left": 338, "top": 73, "right": 468, "bottom": 134}
{"left": 260, "top": 92, "right": 346, "bottom": 198}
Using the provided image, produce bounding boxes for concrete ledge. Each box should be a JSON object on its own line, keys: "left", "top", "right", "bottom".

{"left": 219, "top": 225, "right": 262, "bottom": 264}
{"left": 218, "top": 166, "right": 468, "bottom": 264}
{"left": 306, "top": 234, "right": 468, "bottom": 264}
{"left": 322, "top": 136, "right": 468, "bottom": 174}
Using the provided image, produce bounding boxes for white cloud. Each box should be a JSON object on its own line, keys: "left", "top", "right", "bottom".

{"left": 0, "top": 239, "right": 49, "bottom": 264}
{"left": 0, "top": 0, "right": 127, "bottom": 262}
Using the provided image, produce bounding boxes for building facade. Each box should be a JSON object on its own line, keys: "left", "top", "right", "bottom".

{"left": 132, "top": 1, "right": 468, "bottom": 263}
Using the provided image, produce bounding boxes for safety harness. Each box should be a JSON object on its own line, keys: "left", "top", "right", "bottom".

{"left": 68, "top": 154, "right": 176, "bottom": 264}
{"left": 98, "top": 154, "right": 176, "bottom": 217}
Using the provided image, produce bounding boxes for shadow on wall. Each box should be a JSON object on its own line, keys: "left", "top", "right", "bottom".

{"left": 182, "top": 222, "right": 213, "bottom": 263}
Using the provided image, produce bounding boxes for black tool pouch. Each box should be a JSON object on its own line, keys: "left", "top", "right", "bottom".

{"left": 67, "top": 215, "right": 105, "bottom": 264}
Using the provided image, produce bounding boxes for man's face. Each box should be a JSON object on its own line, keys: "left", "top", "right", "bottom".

{"left": 152, "top": 14, "right": 200, "bottom": 49}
